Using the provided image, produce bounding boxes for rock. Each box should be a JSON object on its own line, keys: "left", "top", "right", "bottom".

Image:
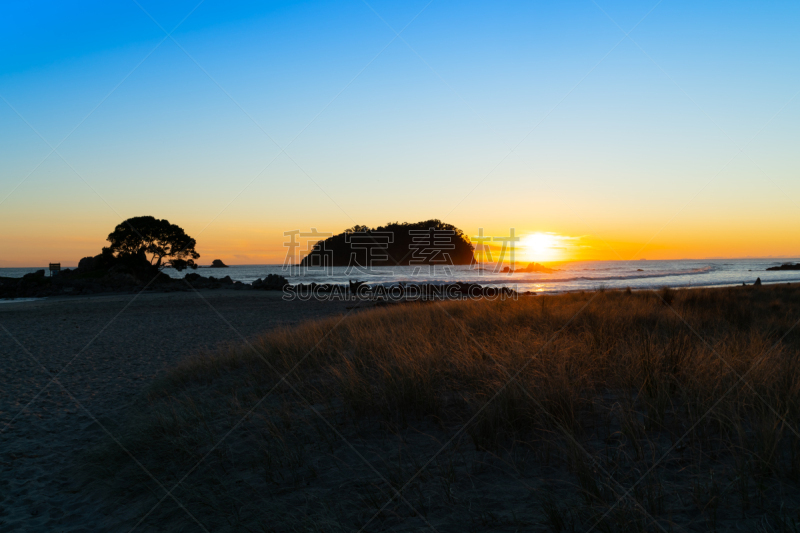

{"left": 349, "top": 280, "right": 367, "bottom": 292}
{"left": 498, "top": 262, "right": 555, "bottom": 274}
{"left": 209, "top": 259, "right": 229, "bottom": 268}
{"left": 754, "top": 277, "right": 762, "bottom": 286}
{"left": 254, "top": 274, "right": 288, "bottom": 290}
{"left": 184, "top": 272, "right": 205, "bottom": 284}
{"left": 108, "top": 264, "right": 131, "bottom": 275}
{"left": 153, "top": 272, "right": 172, "bottom": 284}
{"left": 108, "top": 273, "right": 138, "bottom": 285}
{"left": 766, "top": 263, "right": 800, "bottom": 271}
{"left": 78, "top": 256, "right": 99, "bottom": 272}
{"left": 516, "top": 262, "right": 555, "bottom": 273}
{"left": 22, "top": 270, "right": 46, "bottom": 282}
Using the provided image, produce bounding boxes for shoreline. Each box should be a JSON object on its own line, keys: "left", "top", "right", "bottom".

{"left": 1, "top": 277, "right": 797, "bottom": 306}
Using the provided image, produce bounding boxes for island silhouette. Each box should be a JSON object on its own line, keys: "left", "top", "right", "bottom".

{"left": 300, "top": 219, "right": 475, "bottom": 267}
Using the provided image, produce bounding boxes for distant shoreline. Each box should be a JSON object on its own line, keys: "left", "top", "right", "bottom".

{"left": 1, "top": 278, "right": 797, "bottom": 306}
{"left": 5, "top": 259, "right": 800, "bottom": 300}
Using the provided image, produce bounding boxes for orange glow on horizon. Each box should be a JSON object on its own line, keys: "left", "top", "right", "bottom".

{"left": 2, "top": 219, "right": 800, "bottom": 268}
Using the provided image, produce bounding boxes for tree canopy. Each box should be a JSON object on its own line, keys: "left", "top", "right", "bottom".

{"left": 107, "top": 216, "right": 199, "bottom": 271}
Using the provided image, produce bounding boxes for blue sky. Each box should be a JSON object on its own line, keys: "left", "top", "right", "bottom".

{"left": 1, "top": 0, "right": 798, "bottom": 265}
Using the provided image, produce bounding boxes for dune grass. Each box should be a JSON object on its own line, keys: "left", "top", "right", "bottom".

{"left": 86, "top": 284, "right": 800, "bottom": 532}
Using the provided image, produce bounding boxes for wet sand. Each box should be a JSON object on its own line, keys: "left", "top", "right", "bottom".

{"left": 0, "top": 290, "right": 354, "bottom": 532}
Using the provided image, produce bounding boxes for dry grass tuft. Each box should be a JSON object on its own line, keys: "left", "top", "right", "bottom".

{"left": 86, "top": 284, "right": 800, "bottom": 532}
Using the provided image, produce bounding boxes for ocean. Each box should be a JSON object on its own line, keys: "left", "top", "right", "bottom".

{"left": 3, "top": 259, "right": 800, "bottom": 294}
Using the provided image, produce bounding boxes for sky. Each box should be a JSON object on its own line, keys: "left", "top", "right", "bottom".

{"left": 1, "top": 0, "right": 798, "bottom": 266}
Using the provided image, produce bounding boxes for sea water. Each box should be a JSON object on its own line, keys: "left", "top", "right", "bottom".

{"left": 4, "top": 259, "right": 799, "bottom": 294}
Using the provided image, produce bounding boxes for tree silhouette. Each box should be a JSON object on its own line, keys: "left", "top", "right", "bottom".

{"left": 107, "top": 216, "right": 199, "bottom": 271}
{"left": 301, "top": 219, "right": 475, "bottom": 267}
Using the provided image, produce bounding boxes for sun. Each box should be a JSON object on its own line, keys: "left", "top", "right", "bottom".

{"left": 520, "top": 232, "right": 565, "bottom": 263}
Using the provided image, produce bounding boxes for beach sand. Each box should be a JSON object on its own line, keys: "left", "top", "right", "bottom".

{"left": 0, "top": 290, "right": 354, "bottom": 532}
{"left": 5, "top": 286, "right": 798, "bottom": 532}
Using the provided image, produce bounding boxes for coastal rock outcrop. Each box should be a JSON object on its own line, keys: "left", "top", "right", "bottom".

{"left": 78, "top": 255, "right": 99, "bottom": 272}
{"left": 500, "top": 262, "right": 555, "bottom": 274}
{"left": 183, "top": 273, "right": 236, "bottom": 289}
{"left": 766, "top": 263, "right": 800, "bottom": 271}
{"left": 0, "top": 270, "right": 524, "bottom": 301}
{"left": 210, "top": 259, "right": 228, "bottom": 268}
{"left": 252, "top": 274, "right": 288, "bottom": 290}
{"left": 22, "top": 270, "right": 46, "bottom": 281}
{"left": 517, "top": 262, "right": 555, "bottom": 273}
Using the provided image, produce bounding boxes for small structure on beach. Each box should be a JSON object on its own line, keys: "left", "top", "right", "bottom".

{"left": 48, "top": 263, "right": 61, "bottom": 277}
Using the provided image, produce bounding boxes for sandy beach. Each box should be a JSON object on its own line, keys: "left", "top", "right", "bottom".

{"left": 0, "top": 290, "right": 354, "bottom": 532}
{"left": 3, "top": 285, "right": 799, "bottom": 531}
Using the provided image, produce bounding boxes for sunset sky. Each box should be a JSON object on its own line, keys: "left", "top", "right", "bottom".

{"left": 1, "top": 1, "right": 798, "bottom": 267}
